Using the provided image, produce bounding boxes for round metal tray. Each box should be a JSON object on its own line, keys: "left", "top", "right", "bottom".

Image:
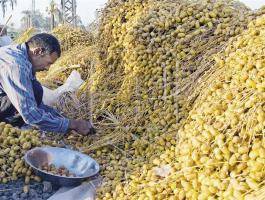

{"left": 24, "top": 146, "right": 100, "bottom": 186}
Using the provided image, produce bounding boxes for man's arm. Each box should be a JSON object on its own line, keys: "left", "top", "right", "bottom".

{"left": 39, "top": 103, "right": 65, "bottom": 118}
{"left": 39, "top": 103, "right": 96, "bottom": 135}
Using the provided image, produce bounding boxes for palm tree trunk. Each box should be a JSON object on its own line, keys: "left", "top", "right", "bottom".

{"left": 0, "top": 0, "right": 16, "bottom": 17}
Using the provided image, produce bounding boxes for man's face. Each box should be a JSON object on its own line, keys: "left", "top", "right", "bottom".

{"left": 30, "top": 49, "right": 58, "bottom": 72}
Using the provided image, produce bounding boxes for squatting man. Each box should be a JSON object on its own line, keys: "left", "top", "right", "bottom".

{"left": 0, "top": 33, "right": 95, "bottom": 135}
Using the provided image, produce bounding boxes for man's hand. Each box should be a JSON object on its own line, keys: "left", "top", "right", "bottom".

{"left": 69, "top": 119, "right": 96, "bottom": 135}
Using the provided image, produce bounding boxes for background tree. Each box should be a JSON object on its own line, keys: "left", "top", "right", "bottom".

{"left": 0, "top": 0, "right": 16, "bottom": 17}
{"left": 46, "top": 0, "right": 62, "bottom": 30}
{"left": 20, "top": 10, "right": 50, "bottom": 31}
{"left": 20, "top": 10, "right": 31, "bottom": 29}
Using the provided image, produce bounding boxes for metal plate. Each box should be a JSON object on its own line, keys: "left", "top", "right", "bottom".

{"left": 24, "top": 146, "right": 100, "bottom": 186}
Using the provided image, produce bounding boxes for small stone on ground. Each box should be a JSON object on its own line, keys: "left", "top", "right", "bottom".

{"left": 0, "top": 178, "right": 57, "bottom": 200}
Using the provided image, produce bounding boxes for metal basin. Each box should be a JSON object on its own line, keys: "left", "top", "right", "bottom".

{"left": 24, "top": 146, "right": 100, "bottom": 186}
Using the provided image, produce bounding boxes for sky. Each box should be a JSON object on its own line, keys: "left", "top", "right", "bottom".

{"left": 0, "top": 0, "right": 265, "bottom": 29}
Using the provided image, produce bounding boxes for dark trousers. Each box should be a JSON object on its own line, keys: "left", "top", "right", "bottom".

{"left": 0, "top": 79, "right": 43, "bottom": 127}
